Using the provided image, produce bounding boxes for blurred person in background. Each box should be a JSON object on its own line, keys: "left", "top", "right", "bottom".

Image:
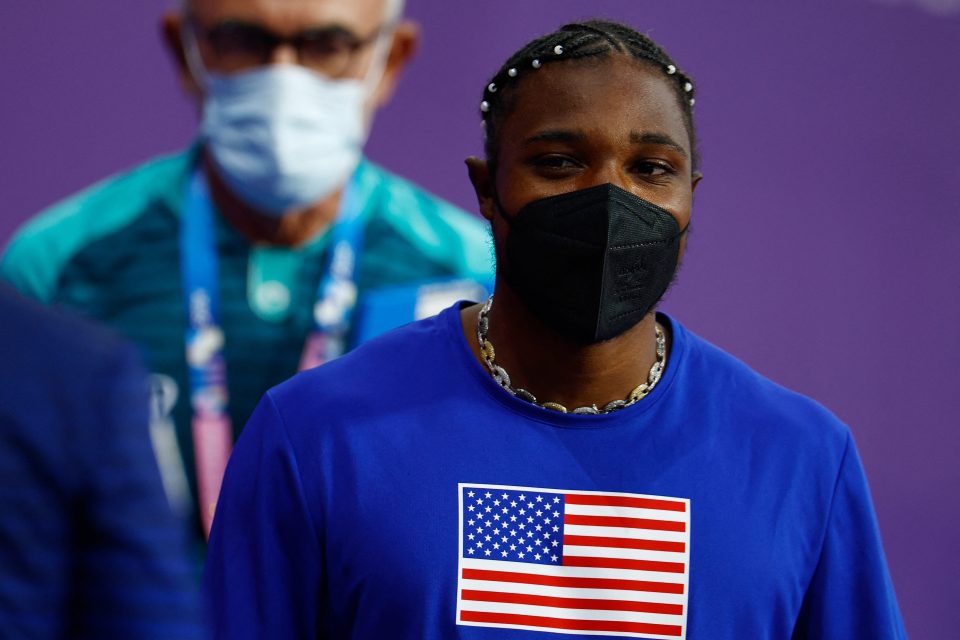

{"left": 0, "top": 285, "right": 201, "bottom": 639}
{"left": 0, "top": 0, "right": 493, "bottom": 546}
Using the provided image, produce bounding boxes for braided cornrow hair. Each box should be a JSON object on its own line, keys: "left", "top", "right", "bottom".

{"left": 480, "top": 19, "right": 698, "bottom": 171}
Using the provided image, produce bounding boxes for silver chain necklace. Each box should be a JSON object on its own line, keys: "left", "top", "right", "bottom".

{"left": 475, "top": 297, "right": 666, "bottom": 415}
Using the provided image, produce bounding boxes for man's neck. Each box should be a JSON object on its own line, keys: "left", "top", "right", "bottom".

{"left": 461, "top": 282, "right": 668, "bottom": 411}
{"left": 203, "top": 154, "right": 342, "bottom": 247}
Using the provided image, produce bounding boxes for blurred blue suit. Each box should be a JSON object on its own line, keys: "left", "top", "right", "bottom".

{"left": 0, "top": 285, "right": 201, "bottom": 639}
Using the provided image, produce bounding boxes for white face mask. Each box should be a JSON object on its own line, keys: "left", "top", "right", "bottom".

{"left": 185, "top": 29, "right": 389, "bottom": 217}
{"left": 200, "top": 65, "right": 368, "bottom": 216}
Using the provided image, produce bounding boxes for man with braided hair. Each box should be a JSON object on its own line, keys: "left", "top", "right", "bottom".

{"left": 205, "top": 20, "right": 905, "bottom": 639}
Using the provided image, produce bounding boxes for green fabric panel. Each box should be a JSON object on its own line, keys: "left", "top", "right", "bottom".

{"left": 355, "top": 162, "right": 494, "bottom": 281}
{"left": 0, "top": 150, "right": 194, "bottom": 302}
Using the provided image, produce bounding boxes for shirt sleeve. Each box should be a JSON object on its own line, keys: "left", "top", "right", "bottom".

{"left": 203, "top": 391, "right": 322, "bottom": 639}
{"left": 793, "top": 433, "right": 907, "bottom": 639}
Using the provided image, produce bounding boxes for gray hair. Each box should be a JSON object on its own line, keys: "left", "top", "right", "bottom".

{"left": 178, "top": 0, "right": 405, "bottom": 20}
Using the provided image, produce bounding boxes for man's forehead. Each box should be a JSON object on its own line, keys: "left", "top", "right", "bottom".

{"left": 503, "top": 58, "right": 689, "bottom": 142}
{"left": 189, "top": 0, "right": 390, "bottom": 31}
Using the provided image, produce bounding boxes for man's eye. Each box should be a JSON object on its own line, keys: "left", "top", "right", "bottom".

{"left": 535, "top": 155, "right": 579, "bottom": 169}
{"left": 635, "top": 161, "right": 673, "bottom": 177}
{"left": 301, "top": 30, "right": 359, "bottom": 57}
{"left": 207, "top": 23, "right": 273, "bottom": 57}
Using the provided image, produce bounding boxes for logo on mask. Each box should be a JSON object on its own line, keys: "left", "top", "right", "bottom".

{"left": 615, "top": 257, "right": 652, "bottom": 300}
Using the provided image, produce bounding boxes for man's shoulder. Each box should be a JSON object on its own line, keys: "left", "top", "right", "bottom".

{"left": 358, "top": 161, "right": 492, "bottom": 281}
{"left": 673, "top": 318, "right": 850, "bottom": 450}
{"left": 1, "top": 150, "right": 192, "bottom": 302}
{"left": 269, "top": 308, "right": 454, "bottom": 426}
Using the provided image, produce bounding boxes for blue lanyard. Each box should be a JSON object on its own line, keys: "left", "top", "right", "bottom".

{"left": 180, "top": 166, "right": 364, "bottom": 535}
{"left": 300, "top": 172, "right": 365, "bottom": 368}
{"left": 180, "top": 167, "right": 366, "bottom": 424}
{"left": 181, "top": 170, "right": 230, "bottom": 425}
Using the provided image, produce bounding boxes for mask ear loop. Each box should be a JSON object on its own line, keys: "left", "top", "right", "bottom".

{"left": 360, "top": 21, "right": 398, "bottom": 96}
{"left": 180, "top": 20, "right": 210, "bottom": 89}
{"left": 346, "top": 24, "right": 395, "bottom": 152}
{"left": 489, "top": 182, "right": 516, "bottom": 228}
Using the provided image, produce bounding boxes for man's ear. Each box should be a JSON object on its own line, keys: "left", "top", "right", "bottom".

{"left": 465, "top": 157, "right": 496, "bottom": 222}
{"left": 369, "top": 20, "right": 419, "bottom": 109}
{"left": 691, "top": 170, "right": 703, "bottom": 194}
{"left": 161, "top": 11, "right": 201, "bottom": 97}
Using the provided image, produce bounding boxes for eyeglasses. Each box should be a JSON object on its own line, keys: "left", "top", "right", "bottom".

{"left": 192, "top": 19, "right": 387, "bottom": 77}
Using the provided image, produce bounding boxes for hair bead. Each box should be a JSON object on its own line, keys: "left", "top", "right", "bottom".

{"left": 553, "top": 45, "right": 564, "bottom": 55}
{"left": 531, "top": 59, "right": 541, "bottom": 69}
{"left": 684, "top": 82, "right": 693, "bottom": 92}
{"left": 666, "top": 64, "right": 677, "bottom": 75}
{"left": 480, "top": 100, "right": 490, "bottom": 112}
{"left": 507, "top": 68, "right": 518, "bottom": 77}
{"left": 487, "top": 82, "right": 497, "bottom": 93}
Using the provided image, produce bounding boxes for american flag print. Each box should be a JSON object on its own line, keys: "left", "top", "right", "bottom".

{"left": 456, "top": 483, "right": 690, "bottom": 639}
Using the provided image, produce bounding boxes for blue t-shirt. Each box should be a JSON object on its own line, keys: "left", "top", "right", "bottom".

{"left": 204, "top": 304, "right": 905, "bottom": 639}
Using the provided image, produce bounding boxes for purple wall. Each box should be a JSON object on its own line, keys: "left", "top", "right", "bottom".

{"left": 2, "top": 0, "right": 958, "bottom": 634}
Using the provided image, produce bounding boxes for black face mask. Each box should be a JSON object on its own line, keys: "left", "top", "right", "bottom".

{"left": 497, "top": 183, "right": 684, "bottom": 344}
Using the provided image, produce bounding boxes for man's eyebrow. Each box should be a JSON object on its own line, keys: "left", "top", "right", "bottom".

{"left": 523, "top": 130, "right": 586, "bottom": 145}
{"left": 523, "top": 130, "right": 688, "bottom": 158}
{"left": 301, "top": 24, "right": 359, "bottom": 37}
{"left": 630, "top": 131, "right": 688, "bottom": 157}
{"left": 209, "top": 19, "right": 359, "bottom": 38}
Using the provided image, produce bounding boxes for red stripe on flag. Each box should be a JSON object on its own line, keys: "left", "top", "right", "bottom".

{"left": 461, "top": 589, "right": 684, "bottom": 615}
{"left": 564, "top": 556, "right": 686, "bottom": 574}
{"left": 459, "top": 610, "right": 684, "bottom": 637}
{"left": 564, "top": 534, "right": 686, "bottom": 553}
{"left": 566, "top": 514, "right": 687, "bottom": 532}
{"left": 461, "top": 568, "right": 685, "bottom": 594}
{"left": 566, "top": 493, "right": 686, "bottom": 512}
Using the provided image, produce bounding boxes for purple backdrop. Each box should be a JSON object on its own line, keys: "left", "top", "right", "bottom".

{"left": 2, "top": 0, "right": 958, "bottom": 634}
